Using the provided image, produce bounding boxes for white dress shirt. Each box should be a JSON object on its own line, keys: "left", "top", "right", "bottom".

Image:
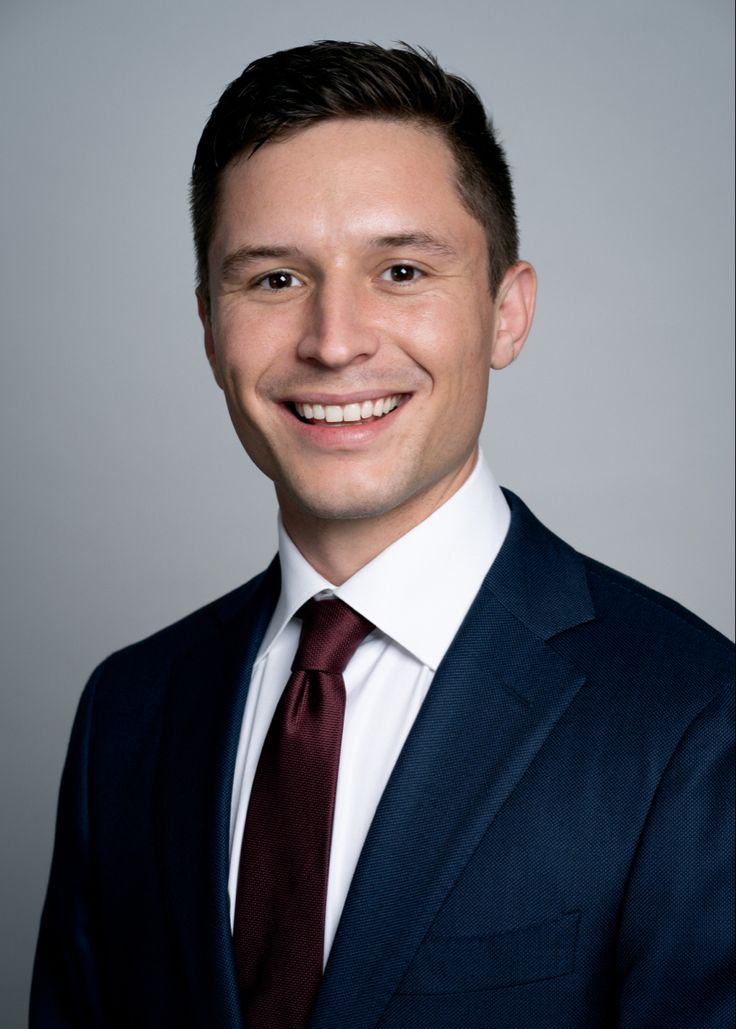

{"left": 228, "top": 451, "right": 510, "bottom": 965}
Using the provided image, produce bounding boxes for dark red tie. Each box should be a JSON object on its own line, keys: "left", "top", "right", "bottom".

{"left": 233, "top": 597, "right": 374, "bottom": 1029}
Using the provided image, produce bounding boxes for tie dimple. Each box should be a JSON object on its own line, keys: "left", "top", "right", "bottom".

{"left": 293, "top": 598, "right": 375, "bottom": 672}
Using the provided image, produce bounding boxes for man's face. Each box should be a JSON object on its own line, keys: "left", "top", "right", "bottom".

{"left": 201, "top": 118, "right": 524, "bottom": 535}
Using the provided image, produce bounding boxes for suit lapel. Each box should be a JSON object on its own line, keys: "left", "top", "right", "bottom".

{"left": 154, "top": 560, "right": 280, "bottom": 1029}
{"left": 312, "top": 493, "right": 595, "bottom": 1028}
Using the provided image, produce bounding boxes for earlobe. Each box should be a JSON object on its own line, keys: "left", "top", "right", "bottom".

{"left": 489, "top": 261, "right": 537, "bottom": 370}
{"left": 196, "top": 289, "right": 224, "bottom": 389}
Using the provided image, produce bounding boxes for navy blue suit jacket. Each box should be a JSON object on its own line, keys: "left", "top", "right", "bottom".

{"left": 31, "top": 492, "right": 735, "bottom": 1027}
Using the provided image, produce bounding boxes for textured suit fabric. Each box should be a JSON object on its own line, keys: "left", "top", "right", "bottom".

{"left": 30, "top": 491, "right": 735, "bottom": 1028}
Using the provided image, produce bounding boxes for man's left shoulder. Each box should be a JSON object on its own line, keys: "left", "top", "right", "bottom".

{"left": 571, "top": 551, "right": 733, "bottom": 714}
{"left": 499, "top": 490, "right": 733, "bottom": 711}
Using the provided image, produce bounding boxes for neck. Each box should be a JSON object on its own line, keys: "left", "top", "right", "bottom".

{"left": 278, "top": 451, "right": 478, "bottom": 585}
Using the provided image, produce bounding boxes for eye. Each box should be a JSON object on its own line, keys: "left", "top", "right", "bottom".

{"left": 380, "top": 264, "right": 423, "bottom": 285}
{"left": 255, "top": 270, "right": 302, "bottom": 291}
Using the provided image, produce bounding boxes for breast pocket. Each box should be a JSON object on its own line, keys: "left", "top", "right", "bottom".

{"left": 397, "top": 910, "right": 581, "bottom": 994}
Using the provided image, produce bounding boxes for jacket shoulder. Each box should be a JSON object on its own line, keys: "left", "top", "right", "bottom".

{"left": 582, "top": 552, "right": 732, "bottom": 648}
{"left": 572, "top": 552, "right": 733, "bottom": 709}
{"left": 498, "top": 490, "right": 733, "bottom": 682}
{"left": 94, "top": 561, "right": 278, "bottom": 685}
{"left": 500, "top": 487, "right": 732, "bottom": 716}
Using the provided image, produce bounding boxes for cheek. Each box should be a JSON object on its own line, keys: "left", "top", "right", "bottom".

{"left": 395, "top": 289, "right": 491, "bottom": 351}
{"left": 215, "top": 315, "right": 287, "bottom": 401}
{"left": 411, "top": 311, "right": 492, "bottom": 395}
{"left": 219, "top": 353, "right": 258, "bottom": 413}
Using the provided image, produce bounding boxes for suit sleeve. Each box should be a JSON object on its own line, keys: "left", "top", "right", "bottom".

{"left": 616, "top": 681, "right": 735, "bottom": 1029}
{"left": 30, "top": 666, "right": 107, "bottom": 1028}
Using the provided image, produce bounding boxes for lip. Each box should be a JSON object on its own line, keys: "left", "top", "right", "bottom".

{"left": 278, "top": 393, "right": 408, "bottom": 447}
{"left": 281, "top": 389, "right": 410, "bottom": 406}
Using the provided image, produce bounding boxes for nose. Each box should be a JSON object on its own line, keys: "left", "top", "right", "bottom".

{"left": 296, "top": 274, "right": 379, "bottom": 368}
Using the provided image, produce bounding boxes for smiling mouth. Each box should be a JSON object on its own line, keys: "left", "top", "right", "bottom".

{"left": 289, "top": 394, "right": 404, "bottom": 424}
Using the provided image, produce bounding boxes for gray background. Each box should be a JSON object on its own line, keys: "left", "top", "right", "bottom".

{"left": 2, "top": 0, "right": 733, "bottom": 1022}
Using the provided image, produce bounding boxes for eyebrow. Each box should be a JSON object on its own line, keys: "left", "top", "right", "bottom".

{"left": 369, "top": 233, "right": 459, "bottom": 259}
{"left": 220, "top": 245, "right": 304, "bottom": 281}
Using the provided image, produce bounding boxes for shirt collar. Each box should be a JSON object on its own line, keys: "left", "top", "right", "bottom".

{"left": 258, "top": 451, "right": 510, "bottom": 670}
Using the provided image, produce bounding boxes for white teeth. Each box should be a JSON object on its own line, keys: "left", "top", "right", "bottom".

{"left": 294, "top": 394, "right": 401, "bottom": 422}
{"left": 343, "top": 403, "right": 362, "bottom": 422}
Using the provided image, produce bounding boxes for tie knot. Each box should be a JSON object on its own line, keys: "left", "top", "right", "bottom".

{"left": 293, "top": 597, "right": 374, "bottom": 674}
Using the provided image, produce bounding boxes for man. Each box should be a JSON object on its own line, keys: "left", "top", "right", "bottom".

{"left": 31, "top": 41, "right": 733, "bottom": 1028}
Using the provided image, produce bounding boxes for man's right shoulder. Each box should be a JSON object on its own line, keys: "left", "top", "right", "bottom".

{"left": 88, "top": 559, "right": 279, "bottom": 694}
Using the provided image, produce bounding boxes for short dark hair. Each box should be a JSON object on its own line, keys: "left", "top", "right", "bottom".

{"left": 190, "top": 41, "right": 519, "bottom": 305}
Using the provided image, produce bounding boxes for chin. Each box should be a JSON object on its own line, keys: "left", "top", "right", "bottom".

{"left": 276, "top": 468, "right": 417, "bottom": 525}
{"left": 286, "top": 489, "right": 401, "bottom": 523}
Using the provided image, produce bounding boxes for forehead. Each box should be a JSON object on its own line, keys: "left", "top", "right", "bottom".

{"left": 235, "top": 116, "right": 457, "bottom": 183}
{"left": 211, "top": 117, "right": 483, "bottom": 256}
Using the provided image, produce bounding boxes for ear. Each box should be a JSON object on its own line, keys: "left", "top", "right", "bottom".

{"left": 196, "top": 288, "right": 224, "bottom": 389}
{"left": 489, "top": 261, "right": 537, "bottom": 370}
